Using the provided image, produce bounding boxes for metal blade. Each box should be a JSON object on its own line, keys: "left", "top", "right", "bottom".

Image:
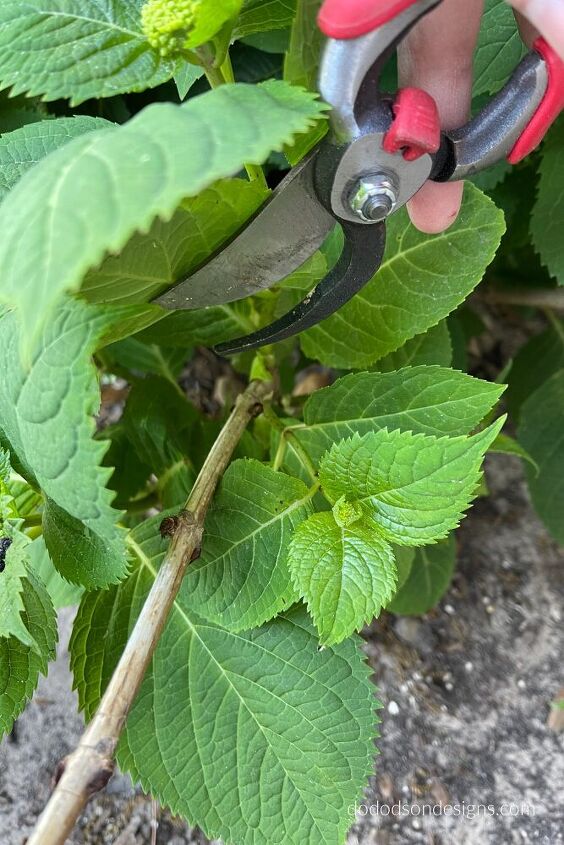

{"left": 215, "top": 219, "right": 386, "bottom": 356}
{"left": 153, "top": 152, "right": 336, "bottom": 311}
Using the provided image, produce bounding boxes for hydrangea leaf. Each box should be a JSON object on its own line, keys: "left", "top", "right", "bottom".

{"left": 319, "top": 420, "right": 504, "bottom": 546}
{"left": 186, "top": 459, "right": 314, "bottom": 630}
{"left": 287, "top": 511, "right": 397, "bottom": 645}
{"left": 373, "top": 321, "right": 452, "bottom": 372}
{"left": 531, "top": 122, "right": 564, "bottom": 285}
{"left": 280, "top": 366, "right": 504, "bottom": 479}
{"left": 234, "top": 0, "right": 297, "bottom": 37}
{"left": 0, "top": 299, "right": 130, "bottom": 586}
{"left": 506, "top": 320, "right": 564, "bottom": 421}
{"left": 27, "top": 535, "right": 83, "bottom": 610}
{"left": 82, "top": 178, "right": 268, "bottom": 306}
{"left": 517, "top": 370, "right": 564, "bottom": 544}
{"left": 71, "top": 513, "right": 377, "bottom": 845}
{"left": 0, "top": 116, "right": 113, "bottom": 202}
{"left": 299, "top": 184, "right": 505, "bottom": 369}
{"left": 387, "top": 535, "right": 456, "bottom": 616}
{"left": 473, "top": 0, "right": 527, "bottom": 96}
{"left": 0, "top": 0, "right": 177, "bottom": 105}
{"left": 0, "top": 81, "right": 326, "bottom": 347}
{"left": 0, "top": 536, "right": 57, "bottom": 738}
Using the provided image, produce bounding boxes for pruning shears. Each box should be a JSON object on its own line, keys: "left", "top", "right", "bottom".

{"left": 154, "top": 0, "right": 564, "bottom": 355}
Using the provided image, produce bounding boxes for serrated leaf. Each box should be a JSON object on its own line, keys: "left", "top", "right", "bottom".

{"left": 473, "top": 0, "right": 527, "bottom": 96}
{"left": 517, "top": 370, "right": 564, "bottom": 544}
{"left": 387, "top": 535, "right": 456, "bottom": 616}
{"left": 287, "top": 511, "right": 397, "bottom": 645}
{"left": 0, "top": 299, "right": 129, "bottom": 587}
{"left": 490, "top": 433, "right": 539, "bottom": 474}
{"left": 373, "top": 321, "right": 452, "bottom": 372}
{"left": 235, "top": 0, "right": 297, "bottom": 37}
{"left": 281, "top": 366, "right": 504, "bottom": 478}
{"left": 27, "top": 535, "right": 83, "bottom": 609}
{"left": 0, "top": 0, "right": 177, "bottom": 105}
{"left": 0, "top": 559, "right": 57, "bottom": 738}
{"left": 319, "top": 420, "right": 504, "bottom": 546}
{"left": 0, "top": 80, "right": 326, "bottom": 346}
{"left": 284, "top": 0, "right": 322, "bottom": 90}
{"left": 71, "top": 512, "right": 376, "bottom": 845}
{"left": 0, "top": 116, "right": 113, "bottom": 202}
{"left": 531, "top": 122, "right": 564, "bottom": 284}
{"left": 82, "top": 178, "right": 268, "bottom": 306}
{"left": 101, "top": 336, "right": 187, "bottom": 381}
{"left": 174, "top": 61, "right": 204, "bottom": 100}
{"left": 0, "top": 537, "right": 40, "bottom": 649}
{"left": 186, "top": 460, "right": 313, "bottom": 630}
{"left": 299, "top": 184, "right": 505, "bottom": 369}
{"left": 506, "top": 320, "right": 564, "bottom": 421}
{"left": 121, "top": 377, "right": 196, "bottom": 508}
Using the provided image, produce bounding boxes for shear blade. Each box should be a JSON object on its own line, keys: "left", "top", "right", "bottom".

{"left": 153, "top": 151, "right": 336, "bottom": 311}
{"left": 215, "top": 219, "right": 386, "bottom": 355}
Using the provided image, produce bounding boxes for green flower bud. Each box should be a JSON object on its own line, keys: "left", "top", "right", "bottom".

{"left": 332, "top": 495, "right": 363, "bottom": 529}
{"left": 141, "top": 0, "right": 199, "bottom": 58}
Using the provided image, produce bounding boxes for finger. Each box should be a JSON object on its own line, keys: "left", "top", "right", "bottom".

{"left": 397, "top": 0, "right": 484, "bottom": 233}
{"left": 509, "top": 0, "right": 564, "bottom": 59}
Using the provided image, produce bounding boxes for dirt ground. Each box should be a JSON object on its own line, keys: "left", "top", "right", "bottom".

{"left": 1, "top": 455, "right": 562, "bottom": 845}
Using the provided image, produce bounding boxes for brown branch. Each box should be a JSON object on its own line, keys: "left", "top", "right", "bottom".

{"left": 27, "top": 379, "right": 273, "bottom": 845}
{"left": 478, "top": 287, "right": 564, "bottom": 311}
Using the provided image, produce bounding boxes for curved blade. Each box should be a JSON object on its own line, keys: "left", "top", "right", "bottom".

{"left": 215, "top": 219, "right": 386, "bottom": 355}
{"left": 153, "top": 152, "right": 336, "bottom": 311}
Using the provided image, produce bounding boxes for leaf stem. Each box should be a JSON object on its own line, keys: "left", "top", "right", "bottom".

{"left": 197, "top": 48, "right": 268, "bottom": 189}
{"left": 26, "top": 379, "right": 273, "bottom": 845}
{"left": 264, "top": 404, "right": 319, "bottom": 483}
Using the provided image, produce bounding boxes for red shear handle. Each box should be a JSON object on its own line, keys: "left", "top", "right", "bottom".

{"left": 508, "top": 38, "right": 564, "bottom": 163}
{"left": 318, "top": 0, "right": 420, "bottom": 39}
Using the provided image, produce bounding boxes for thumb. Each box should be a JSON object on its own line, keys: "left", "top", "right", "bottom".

{"left": 397, "top": 0, "right": 484, "bottom": 234}
{"left": 509, "top": 0, "right": 564, "bottom": 58}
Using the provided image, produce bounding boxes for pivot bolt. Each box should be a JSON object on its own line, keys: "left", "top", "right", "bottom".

{"left": 349, "top": 173, "right": 398, "bottom": 222}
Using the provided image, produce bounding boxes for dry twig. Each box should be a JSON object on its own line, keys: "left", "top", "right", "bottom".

{"left": 27, "top": 379, "right": 272, "bottom": 845}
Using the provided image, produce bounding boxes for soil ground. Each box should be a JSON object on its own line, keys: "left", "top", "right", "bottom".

{"left": 1, "top": 456, "right": 563, "bottom": 845}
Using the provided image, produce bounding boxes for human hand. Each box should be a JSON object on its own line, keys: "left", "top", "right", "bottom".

{"left": 397, "top": 0, "right": 564, "bottom": 234}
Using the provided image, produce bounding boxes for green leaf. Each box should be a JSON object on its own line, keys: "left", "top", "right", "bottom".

{"left": 319, "top": 420, "right": 504, "bottom": 546}
{"left": 27, "top": 536, "right": 83, "bottom": 609}
{"left": 387, "top": 535, "right": 456, "bottom": 616}
{"left": 0, "top": 299, "right": 128, "bottom": 587}
{"left": 174, "top": 61, "right": 204, "bottom": 99}
{"left": 490, "top": 433, "right": 539, "bottom": 474}
{"left": 101, "top": 337, "right": 187, "bottom": 381}
{"left": 42, "top": 498, "right": 127, "bottom": 588}
{"left": 186, "top": 459, "right": 313, "bottom": 630}
{"left": 300, "top": 184, "right": 505, "bottom": 368}
{"left": 473, "top": 0, "right": 527, "bottom": 96}
{"left": 82, "top": 178, "right": 267, "bottom": 306}
{"left": 373, "top": 321, "right": 452, "bottom": 372}
{"left": 121, "top": 377, "right": 196, "bottom": 508}
{"left": 235, "top": 0, "right": 297, "bottom": 37}
{"left": 506, "top": 320, "right": 564, "bottom": 421}
{"left": 287, "top": 511, "right": 397, "bottom": 645}
{"left": 71, "top": 513, "right": 376, "bottom": 845}
{"left": 0, "top": 553, "right": 57, "bottom": 738}
{"left": 517, "top": 370, "right": 564, "bottom": 544}
{"left": 0, "top": 536, "right": 41, "bottom": 649}
{"left": 0, "top": 80, "right": 326, "bottom": 345}
{"left": 284, "top": 0, "right": 322, "bottom": 90}
{"left": 0, "top": 0, "right": 177, "bottom": 105}
{"left": 0, "top": 116, "right": 113, "bottom": 202}
{"left": 281, "top": 366, "right": 504, "bottom": 477}
{"left": 531, "top": 122, "right": 564, "bottom": 284}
